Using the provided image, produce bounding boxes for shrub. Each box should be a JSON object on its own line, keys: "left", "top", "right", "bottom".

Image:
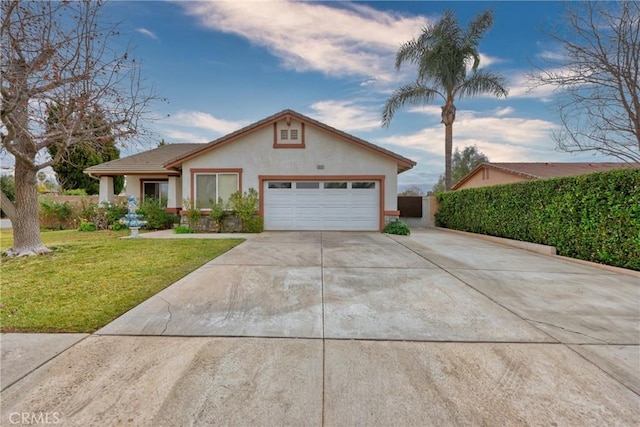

{"left": 183, "top": 198, "right": 201, "bottom": 231}
{"left": 210, "top": 198, "right": 228, "bottom": 233}
{"left": 436, "top": 168, "right": 640, "bottom": 270}
{"left": 78, "top": 200, "right": 128, "bottom": 230}
{"left": 174, "top": 225, "right": 194, "bottom": 234}
{"left": 39, "top": 198, "right": 77, "bottom": 230}
{"left": 78, "top": 220, "right": 97, "bottom": 232}
{"left": 62, "top": 189, "right": 88, "bottom": 196}
{"left": 242, "top": 216, "right": 264, "bottom": 233}
{"left": 138, "top": 197, "right": 175, "bottom": 230}
{"left": 229, "top": 188, "right": 259, "bottom": 225}
{"left": 383, "top": 220, "right": 411, "bottom": 236}
{"left": 103, "top": 200, "right": 128, "bottom": 229}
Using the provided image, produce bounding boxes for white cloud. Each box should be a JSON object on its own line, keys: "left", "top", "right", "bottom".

{"left": 407, "top": 105, "right": 443, "bottom": 117}
{"left": 178, "top": 0, "right": 429, "bottom": 82}
{"left": 383, "top": 110, "right": 564, "bottom": 190}
{"left": 307, "top": 100, "right": 381, "bottom": 132}
{"left": 136, "top": 28, "right": 158, "bottom": 40}
{"left": 167, "top": 111, "right": 247, "bottom": 135}
{"left": 378, "top": 109, "right": 559, "bottom": 163}
{"left": 162, "top": 129, "right": 209, "bottom": 144}
{"left": 537, "top": 49, "right": 565, "bottom": 61}
{"left": 478, "top": 53, "right": 503, "bottom": 69}
{"left": 493, "top": 106, "right": 514, "bottom": 117}
{"left": 155, "top": 111, "right": 248, "bottom": 143}
{"left": 508, "top": 62, "right": 587, "bottom": 100}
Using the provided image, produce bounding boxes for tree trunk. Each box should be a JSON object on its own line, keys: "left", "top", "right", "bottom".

{"left": 441, "top": 101, "right": 457, "bottom": 191}
{"left": 5, "top": 153, "right": 51, "bottom": 257}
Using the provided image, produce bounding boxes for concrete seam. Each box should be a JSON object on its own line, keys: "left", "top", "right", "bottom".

{"left": 391, "top": 236, "right": 561, "bottom": 344}
{"left": 521, "top": 318, "right": 610, "bottom": 344}
{"left": 394, "top": 234, "right": 640, "bottom": 396}
{"left": 86, "top": 334, "right": 574, "bottom": 344}
{"left": 0, "top": 334, "right": 92, "bottom": 392}
{"left": 563, "top": 344, "right": 640, "bottom": 397}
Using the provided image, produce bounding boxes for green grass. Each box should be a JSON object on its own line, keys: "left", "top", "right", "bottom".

{"left": 0, "top": 229, "right": 243, "bottom": 333}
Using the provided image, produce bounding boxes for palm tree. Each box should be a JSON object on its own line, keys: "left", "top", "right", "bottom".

{"left": 382, "top": 10, "right": 508, "bottom": 191}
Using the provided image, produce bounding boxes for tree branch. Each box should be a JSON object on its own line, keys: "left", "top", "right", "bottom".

{"left": 0, "top": 189, "right": 17, "bottom": 221}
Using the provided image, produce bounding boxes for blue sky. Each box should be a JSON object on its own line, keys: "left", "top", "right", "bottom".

{"left": 14, "top": 1, "right": 616, "bottom": 191}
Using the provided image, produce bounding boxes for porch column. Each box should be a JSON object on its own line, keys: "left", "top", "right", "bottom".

{"left": 167, "top": 176, "right": 182, "bottom": 214}
{"left": 99, "top": 176, "right": 114, "bottom": 204}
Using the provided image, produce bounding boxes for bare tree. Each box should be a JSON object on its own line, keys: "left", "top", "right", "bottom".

{"left": 1, "top": 1, "right": 159, "bottom": 256}
{"left": 529, "top": 1, "right": 640, "bottom": 162}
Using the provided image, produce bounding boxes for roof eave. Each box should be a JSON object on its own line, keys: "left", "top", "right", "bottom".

{"left": 163, "top": 109, "right": 417, "bottom": 172}
{"left": 83, "top": 169, "right": 180, "bottom": 176}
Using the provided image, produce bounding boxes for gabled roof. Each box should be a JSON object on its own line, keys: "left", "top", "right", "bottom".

{"left": 85, "top": 143, "right": 202, "bottom": 176}
{"left": 452, "top": 161, "right": 640, "bottom": 190}
{"left": 163, "top": 109, "right": 416, "bottom": 173}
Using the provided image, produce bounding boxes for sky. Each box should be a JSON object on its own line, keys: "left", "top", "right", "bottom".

{"left": 5, "top": 0, "right": 617, "bottom": 192}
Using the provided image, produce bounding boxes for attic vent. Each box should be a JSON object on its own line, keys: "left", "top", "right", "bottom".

{"left": 290, "top": 129, "right": 298, "bottom": 140}
{"left": 280, "top": 129, "right": 288, "bottom": 140}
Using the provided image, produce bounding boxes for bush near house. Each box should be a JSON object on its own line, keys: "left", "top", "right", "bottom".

{"left": 78, "top": 199, "right": 128, "bottom": 230}
{"left": 39, "top": 198, "right": 77, "bottom": 230}
{"left": 242, "top": 216, "right": 264, "bottom": 233}
{"left": 138, "top": 197, "right": 179, "bottom": 230}
{"left": 180, "top": 189, "right": 264, "bottom": 234}
{"left": 435, "top": 168, "right": 640, "bottom": 270}
{"left": 383, "top": 220, "right": 411, "bottom": 236}
{"left": 38, "top": 197, "right": 180, "bottom": 232}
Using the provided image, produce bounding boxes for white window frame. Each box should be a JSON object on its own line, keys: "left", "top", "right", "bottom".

{"left": 194, "top": 172, "right": 239, "bottom": 209}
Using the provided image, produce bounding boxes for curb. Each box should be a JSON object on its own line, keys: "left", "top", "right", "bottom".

{"left": 435, "top": 227, "right": 556, "bottom": 256}
{"left": 434, "top": 227, "right": 640, "bottom": 279}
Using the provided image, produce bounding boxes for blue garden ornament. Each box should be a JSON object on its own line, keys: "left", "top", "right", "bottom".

{"left": 119, "top": 196, "right": 148, "bottom": 238}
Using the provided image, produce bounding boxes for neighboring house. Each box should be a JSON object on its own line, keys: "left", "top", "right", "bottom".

{"left": 452, "top": 162, "right": 640, "bottom": 190}
{"left": 85, "top": 109, "right": 416, "bottom": 231}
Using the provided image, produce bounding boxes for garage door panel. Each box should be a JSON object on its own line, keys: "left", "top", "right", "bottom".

{"left": 264, "top": 180, "right": 379, "bottom": 231}
{"left": 322, "top": 207, "right": 352, "bottom": 216}
{"left": 295, "top": 208, "right": 321, "bottom": 216}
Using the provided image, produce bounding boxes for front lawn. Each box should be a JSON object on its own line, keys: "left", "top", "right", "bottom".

{"left": 0, "top": 229, "right": 243, "bottom": 332}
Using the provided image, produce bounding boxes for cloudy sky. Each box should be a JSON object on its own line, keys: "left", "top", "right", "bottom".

{"left": 11, "top": 0, "right": 616, "bottom": 191}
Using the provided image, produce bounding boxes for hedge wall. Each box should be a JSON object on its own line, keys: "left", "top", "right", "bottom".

{"left": 435, "top": 168, "right": 640, "bottom": 271}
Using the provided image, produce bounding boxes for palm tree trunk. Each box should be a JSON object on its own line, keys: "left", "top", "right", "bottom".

{"left": 441, "top": 102, "right": 457, "bottom": 190}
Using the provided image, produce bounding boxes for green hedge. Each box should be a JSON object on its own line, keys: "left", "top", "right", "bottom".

{"left": 435, "top": 168, "right": 640, "bottom": 270}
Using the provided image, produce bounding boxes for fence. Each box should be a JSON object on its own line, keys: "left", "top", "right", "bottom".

{"left": 398, "top": 196, "right": 439, "bottom": 228}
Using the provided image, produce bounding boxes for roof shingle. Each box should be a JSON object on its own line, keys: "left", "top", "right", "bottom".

{"left": 84, "top": 144, "right": 203, "bottom": 176}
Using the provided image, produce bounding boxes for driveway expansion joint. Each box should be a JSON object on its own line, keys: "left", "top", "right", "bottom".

{"left": 522, "top": 318, "right": 610, "bottom": 345}
{"left": 390, "top": 235, "right": 562, "bottom": 344}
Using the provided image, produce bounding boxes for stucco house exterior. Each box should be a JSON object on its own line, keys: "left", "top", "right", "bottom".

{"left": 452, "top": 162, "right": 640, "bottom": 190}
{"left": 85, "top": 109, "right": 416, "bottom": 231}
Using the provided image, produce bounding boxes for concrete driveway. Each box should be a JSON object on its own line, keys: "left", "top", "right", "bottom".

{"left": 2, "top": 230, "right": 638, "bottom": 425}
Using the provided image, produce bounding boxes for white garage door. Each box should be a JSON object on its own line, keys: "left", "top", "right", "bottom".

{"left": 264, "top": 180, "right": 379, "bottom": 231}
